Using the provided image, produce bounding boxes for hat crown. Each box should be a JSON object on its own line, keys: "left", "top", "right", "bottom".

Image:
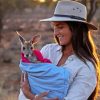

{"left": 40, "top": 0, "right": 97, "bottom": 30}
{"left": 54, "top": 0, "right": 87, "bottom": 20}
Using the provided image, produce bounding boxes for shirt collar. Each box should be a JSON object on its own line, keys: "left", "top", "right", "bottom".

{"left": 56, "top": 44, "right": 77, "bottom": 59}
{"left": 56, "top": 44, "right": 76, "bottom": 58}
{"left": 56, "top": 45, "right": 62, "bottom": 51}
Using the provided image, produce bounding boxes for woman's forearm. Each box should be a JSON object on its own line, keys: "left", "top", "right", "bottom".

{"left": 24, "top": 91, "right": 35, "bottom": 100}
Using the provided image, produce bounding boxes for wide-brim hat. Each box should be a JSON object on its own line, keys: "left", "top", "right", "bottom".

{"left": 40, "top": 0, "right": 97, "bottom": 30}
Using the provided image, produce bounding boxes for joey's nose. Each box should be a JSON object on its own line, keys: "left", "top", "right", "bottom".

{"left": 26, "top": 54, "right": 29, "bottom": 58}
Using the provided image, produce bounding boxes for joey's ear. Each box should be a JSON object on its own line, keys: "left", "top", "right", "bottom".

{"left": 30, "top": 34, "right": 41, "bottom": 44}
{"left": 16, "top": 31, "right": 25, "bottom": 44}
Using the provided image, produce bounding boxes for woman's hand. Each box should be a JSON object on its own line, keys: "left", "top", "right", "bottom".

{"left": 32, "top": 92, "right": 59, "bottom": 100}
{"left": 21, "top": 72, "right": 59, "bottom": 100}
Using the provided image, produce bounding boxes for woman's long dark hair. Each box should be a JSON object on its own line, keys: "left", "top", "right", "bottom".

{"left": 55, "top": 21, "right": 100, "bottom": 100}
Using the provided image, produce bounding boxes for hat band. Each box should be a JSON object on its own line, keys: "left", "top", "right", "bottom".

{"left": 54, "top": 14, "right": 86, "bottom": 21}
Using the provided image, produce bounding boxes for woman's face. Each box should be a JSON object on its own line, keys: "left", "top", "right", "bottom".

{"left": 51, "top": 22, "right": 72, "bottom": 46}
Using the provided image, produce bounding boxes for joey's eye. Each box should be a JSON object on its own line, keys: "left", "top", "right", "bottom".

{"left": 30, "top": 47, "right": 33, "bottom": 50}
{"left": 23, "top": 47, "right": 25, "bottom": 50}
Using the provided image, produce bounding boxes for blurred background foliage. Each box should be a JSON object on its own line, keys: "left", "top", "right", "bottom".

{"left": 0, "top": 0, "right": 100, "bottom": 100}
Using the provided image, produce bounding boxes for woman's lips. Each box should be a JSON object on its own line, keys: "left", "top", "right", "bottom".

{"left": 57, "top": 35, "right": 64, "bottom": 40}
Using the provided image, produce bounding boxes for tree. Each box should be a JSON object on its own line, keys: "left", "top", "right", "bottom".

{"left": 0, "top": 2, "right": 3, "bottom": 41}
{"left": 0, "top": 0, "right": 99, "bottom": 41}
{"left": 0, "top": 0, "right": 35, "bottom": 42}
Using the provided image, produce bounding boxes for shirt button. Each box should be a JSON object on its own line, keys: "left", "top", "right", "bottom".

{"left": 69, "top": 58, "right": 73, "bottom": 61}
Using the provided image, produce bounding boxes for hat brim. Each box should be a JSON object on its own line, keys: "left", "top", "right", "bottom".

{"left": 40, "top": 16, "right": 97, "bottom": 30}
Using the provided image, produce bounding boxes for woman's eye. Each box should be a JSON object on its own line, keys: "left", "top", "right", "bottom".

{"left": 58, "top": 26, "right": 63, "bottom": 29}
{"left": 54, "top": 26, "right": 63, "bottom": 30}
{"left": 23, "top": 47, "right": 25, "bottom": 50}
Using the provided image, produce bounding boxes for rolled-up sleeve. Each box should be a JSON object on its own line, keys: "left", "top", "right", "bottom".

{"left": 64, "top": 65, "right": 97, "bottom": 100}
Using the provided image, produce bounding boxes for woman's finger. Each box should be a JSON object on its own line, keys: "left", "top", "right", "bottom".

{"left": 47, "top": 97, "right": 59, "bottom": 100}
{"left": 24, "top": 72, "right": 28, "bottom": 81}
{"left": 39, "top": 91, "right": 49, "bottom": 97}
{"left": 24, "top": 72, "right": 30, "bottom": 86}
{"left": 21, "top": 73, "right": 24, "bottom": 83}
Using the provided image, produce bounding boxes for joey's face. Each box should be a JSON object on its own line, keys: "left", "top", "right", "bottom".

{"left": 17, "top": 31, "right": 40, "bottom": 58}
{"left": 22, "top": 41, "right": 33, "bottom": 58}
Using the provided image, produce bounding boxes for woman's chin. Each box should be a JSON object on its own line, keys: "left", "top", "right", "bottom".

{"left": 59, "top": 43, "right": 65, "bottom": 46}
{"left": 59, "top": 42, "right": 72, "bottom": 47}
{"left": 59, "top": 41, "right": 66, "bottom": 45}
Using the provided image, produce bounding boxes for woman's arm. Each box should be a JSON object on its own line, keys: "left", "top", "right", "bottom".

{"left": 64, "top": 65, "right": 97, "bottom": 100}
{"left": 20, "top": 73, "right": 35, "bottom": 99}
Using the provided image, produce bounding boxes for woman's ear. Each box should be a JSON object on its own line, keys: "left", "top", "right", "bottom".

{"left": 30, "top": 34, "right": 41, "bottom": 44}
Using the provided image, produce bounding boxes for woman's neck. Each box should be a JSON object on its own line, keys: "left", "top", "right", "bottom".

{"left": 57, "top": 44, "right": 74, "bottom": 66}
{"left": 62, "top": 44, "right": 74, "bottom": 56}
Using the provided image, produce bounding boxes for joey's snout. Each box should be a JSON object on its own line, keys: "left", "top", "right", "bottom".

{"left": 24, "top": 53, "right": 32, "bottom": 58}
{"left": 25, "top": 54, "right": 29, "bottom": 58}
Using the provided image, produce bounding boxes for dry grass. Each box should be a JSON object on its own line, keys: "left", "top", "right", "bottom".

{"left": 1, "top": 93, "right": 18, "bottom": 100}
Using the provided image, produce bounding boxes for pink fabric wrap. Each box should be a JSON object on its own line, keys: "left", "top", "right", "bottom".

{"left": 21, "top": 50, "right": 51, "bottom": 63}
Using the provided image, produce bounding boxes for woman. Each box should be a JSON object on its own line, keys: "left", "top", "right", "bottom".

{"left": 20, "top": 0, "right": 100, "bottom": 100}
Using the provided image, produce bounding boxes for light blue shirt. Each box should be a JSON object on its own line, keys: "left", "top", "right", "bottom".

{"left": 19, "top": 43, "right": 97, "bottom": 100}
